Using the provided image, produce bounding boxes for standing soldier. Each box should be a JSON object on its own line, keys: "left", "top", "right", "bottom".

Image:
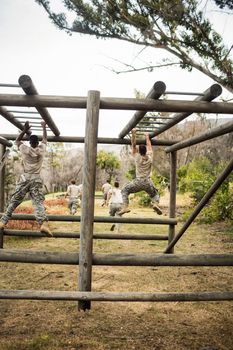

{"left": 0, "top": 121, "right": 52, "bottom": 236}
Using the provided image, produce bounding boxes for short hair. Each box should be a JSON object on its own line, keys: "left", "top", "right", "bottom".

{"left": 71, "top": 180, "right": 76, "bottom": 184}
{"left": 29, "top": 135, "right": 39, "bottom": 145}
{"left": 139, "top": 144, "right": 147, "bottom": 156}
{"left": 114, "top": 181, "right": 119, "bottom": 188}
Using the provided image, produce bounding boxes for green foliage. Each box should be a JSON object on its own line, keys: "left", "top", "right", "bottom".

{"left": 213, "top": 0, "right": 233, "bottom": 10}
{"left": 96, "top": 150, "right": 120, "bottom": 182}
{"left": 178, "top": 157, "right": 233, "bottom": 223}
{"left": 36, "top": 0, "right": 233, "bottom": 92}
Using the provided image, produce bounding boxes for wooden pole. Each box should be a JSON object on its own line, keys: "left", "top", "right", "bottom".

{"left": 0, "top": 144, "right": 5, "bottom": 248}
{"left": 0, "top": 213, "right": 177, "bottom": 225}
{"left": 118, "top": 81, "right": 166, "bottom": 138}
{"left": 78, "top": 90, "right": 100, "bottom": 311}
{"left": 149, "top": 84, "right": 222, "bottom": 137}
{"left": 0, "top": 250, "right": 233, "bottom": 266}
{"left": 0, "top": 134, "right": 176, "bottom": 146}
{"left": 0, "top": 289, "right": 232, "bottom": 302}
{"left": 0, "top": 145, "right": 5, "bottom": 212}
{"left": 4, "top": 230, "right": 169, "bottom": 240}
{"left": 0, "top": 106, "right": 26, "bottom": 132}
{"left": 18, "top": 75, "right": 60, "bottom": 136}
{"left": 164, "top": 157, "right": 233, "bottom": 253}
{"left": 165, "top": 120, "right": 233, "bottom": 153}
{"left": 167, "top": 151, "right": 177, "bottom": 254}
{"left": 0, "top": 137, "right": 12, "bottom": 147}
{"left": 0, "top": 94, "right": 233, "bottom": 114}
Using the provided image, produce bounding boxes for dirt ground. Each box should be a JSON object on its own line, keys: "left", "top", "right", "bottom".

{"left": 0, "top": 194, "right": 233, "bottom": 350}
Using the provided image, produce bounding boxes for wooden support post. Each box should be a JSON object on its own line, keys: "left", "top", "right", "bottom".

{"left": 0, "top": 144, "right": 5, "bottom": 248}
{"left": 167, "top": 151, "right": 177, "bottom": 254}
{"left": 164, "top": 157, "right": 233, "bottom": 253}
{"left": 78, "top": 90, "right": 100, "bottom": 311}
{"left": 0, "top": 145, "right": 5, "bottom": 212}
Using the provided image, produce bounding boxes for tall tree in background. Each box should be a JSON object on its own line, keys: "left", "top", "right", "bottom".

{"left": 96, "top": 150, "right": 120, "bottom": 183}
{"left": 36, "top": 0, "right": 232, "bottom": 93}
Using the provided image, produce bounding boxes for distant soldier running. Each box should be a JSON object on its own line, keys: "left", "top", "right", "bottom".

{"left": 101, "top": 179, "right": 112, "bottom": 207}
{"left": 119, "top": 128, "right": 162, "bottom": 215}
{"left": 0, "top": 121, "right": 52, "bottom": 236}
{"left": 107, "top": 180, "right": 124, "bottom": 233}
{"left": 65, "top": 180, "right": 82, "bottom": 215}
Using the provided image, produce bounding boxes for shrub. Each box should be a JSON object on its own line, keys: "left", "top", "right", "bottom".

{"left": 178, "top": 157, "right": 233, "bottom": 223}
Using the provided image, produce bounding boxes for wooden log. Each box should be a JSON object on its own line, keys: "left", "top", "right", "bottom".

{"left": 167, "top": 151, "right": 177, "bottom": 254}
{"left": 0, "top": 250, "right": 232, "bottom": 266}
{"left": 0, "top": 134, "right": 177, "bottom": 146}
{"left": 149, "top": 84, "right": 222, "bottom": 137}
{"left": 0, "top": 213, "right": 177, "bottom": 225}
{"left": 118, "top": 81, "right": 166, "bottom": 138}
{"left": 0, "top": 289, "right": 232, "bottom": 302}
{"left": 3, "top": 230, "right": 169, "bottom": 240}
{"left": 165, "top": 120, "right": 233, "bottom": 153}
{"left": 164, "top": 157, "right": 233, "bottom": 253}
{"left": 0, "top": 137, "right": 12, "bottom": 147}
{"left": 79, "top": 90, "right": 100, "bottom": 310}
{"left": 0, "top": 145, "right": 5, "bottom": 215}
{"left": 0, "top": 106, "right": 26, "bottom": 132}
{"left": 18, "top": 75, "right": 60, "bottom": 136}
{"left": 0, "top": 94, "right": 233, "bottom": 114}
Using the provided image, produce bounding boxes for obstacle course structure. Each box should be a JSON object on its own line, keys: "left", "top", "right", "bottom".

{"left": 0, "top": 75, "right": 233, "bottom": 311}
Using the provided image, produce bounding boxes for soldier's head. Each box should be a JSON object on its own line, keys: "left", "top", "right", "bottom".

{"left": 29, "top": 135, "right": 39, "bottom": 148}
{"left": 139, "top": 144, "right": 147, "bottom": 156}
{"left": 114, "top": 181, "right": 119, "bottom": 188}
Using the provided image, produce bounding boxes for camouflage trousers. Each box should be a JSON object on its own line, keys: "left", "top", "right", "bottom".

{"left": 68, "top": 197, "right": 80, "bottom": 214}
{"left": 1, "top": 178, "right": 47, "bottom": 225}
{"left": 109, "top": 203, "right": 123, "bottom": 217}
{"left": 109, "top": 203, "right": 123, "bottom": 231}
{"left": 121, "top": 177, "right": 159, "bottom": 205}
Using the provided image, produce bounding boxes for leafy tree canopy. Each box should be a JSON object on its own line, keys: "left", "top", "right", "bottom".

{"left": 96, "top": 149, "right": 120, "bottom": 181}
{"left": 36, "top": 0, "right": 233, "bottom": 93}
{"left": 213, "top": 0, "right": 233, "bottom": 10}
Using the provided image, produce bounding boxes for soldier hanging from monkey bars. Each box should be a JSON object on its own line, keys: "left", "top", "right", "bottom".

{"left": 119, "top": 128, "right": 162, "bottom": 216}
{"left": 0, "top": 121, "right": 52, "bottom": 236}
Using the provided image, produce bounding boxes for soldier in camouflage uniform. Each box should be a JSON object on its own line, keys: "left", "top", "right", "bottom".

{"left": 0, "top": 121, "right": 52, "bottom": 236}
{"left": 65, "top": 180, "right": 82, "bottom": 215}
{"left": 119, "top": 128, "right": 162, "bottom": 216}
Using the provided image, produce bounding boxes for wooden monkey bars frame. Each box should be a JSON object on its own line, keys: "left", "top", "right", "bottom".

{"left": 0, "top": 80, "right": 232, "bottom": 309}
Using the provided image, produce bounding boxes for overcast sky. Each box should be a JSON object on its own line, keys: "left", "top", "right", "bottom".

{"left": 0, "top": 0, "right": 232, "bottom": 138}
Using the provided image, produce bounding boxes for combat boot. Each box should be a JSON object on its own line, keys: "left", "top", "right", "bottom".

{"left": 0, "top": 221, "right": 6, "bottom": 230}
{"left": 152, "top": 203, "right": 163, "bottom": 215}
{"left": 40, "top": 221, "right": 53, "bottom": 237}
{"left": 118, "top": 205, "right": 131, "bottom": 215}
